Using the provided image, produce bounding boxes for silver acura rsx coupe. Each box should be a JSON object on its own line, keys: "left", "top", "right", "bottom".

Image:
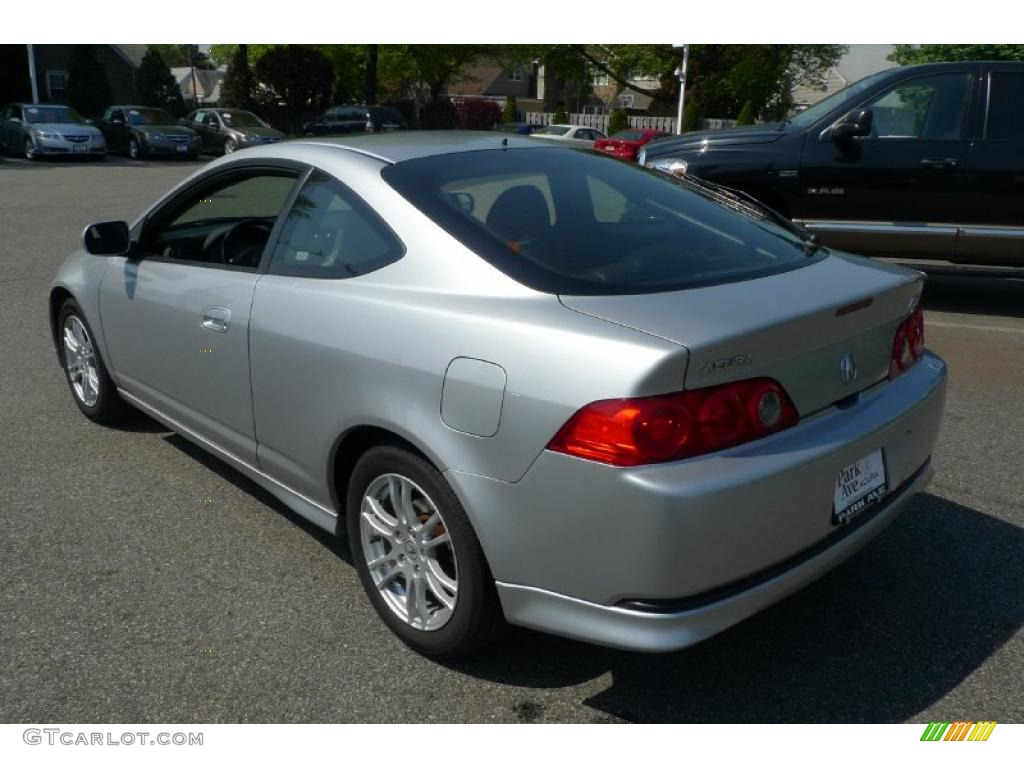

{"left": 49, "top": 131, "right": 947, "bottom": 658}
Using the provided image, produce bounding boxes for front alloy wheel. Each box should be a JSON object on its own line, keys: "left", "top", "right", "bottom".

{"left": 57, "top": 299, "right": 128, "bottom": 424}
{"left": 24, "top": 137, "right": 37, "bottom": 161}
{"left": 223, "top": 138, "right": 237, "bottom": 154}
{"left": 128, "top": 138, "right": 140, "bottom": 160}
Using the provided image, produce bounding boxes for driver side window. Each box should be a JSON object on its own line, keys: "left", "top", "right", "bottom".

{"left": 865, "top": 72, "right": 970, "bottom": 140}
{"left": 145, "top": 172, "right": 298, "bottom": 270}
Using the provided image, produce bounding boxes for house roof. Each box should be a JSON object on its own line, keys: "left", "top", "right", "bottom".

{"left": 171, "top": 67, "right": 226, "bottom": 102}
{"left": 112, "top": 45, "right": 149, "bottom": 67}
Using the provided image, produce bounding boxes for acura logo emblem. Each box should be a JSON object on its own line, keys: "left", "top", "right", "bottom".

{"left": 839, "top": 353, "right": 858, "bottom": 386}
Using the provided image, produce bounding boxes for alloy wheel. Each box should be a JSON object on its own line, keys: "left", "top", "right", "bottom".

{"left": 24, "top": 138, "right": 36, "bottom": 161}
{"left": 63, "top": 315, "right": 99, "bottom": 407}
{"left": 359, "top": 473, "right": 458, "bottom": 631}
{"left": 128, "top": 139, "right": 139, "bottom": 160}
{"left": 224, "top": 139, "right": 237, "bottom": 154}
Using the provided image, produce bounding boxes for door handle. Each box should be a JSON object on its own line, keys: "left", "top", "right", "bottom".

{"left": 919, "top": 158, "right": 958, "bottom": 169}
{"left": 201, "top": 306, "right": 231, "bottom": 333}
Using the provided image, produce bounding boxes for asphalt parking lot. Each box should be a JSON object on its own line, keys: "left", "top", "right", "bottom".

{"left": 1, "top": 154, "right": 1022, "bottom": 724}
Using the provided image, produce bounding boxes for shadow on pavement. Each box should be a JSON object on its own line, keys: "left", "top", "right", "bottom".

{"left": 449, "top": 492, "right": 1023, "bottom": 722}
{"left": 919, "top": 270, "right": 1024, "bottom": 319}
{"left": 163, "top": 432, "right": 353, "bottom": 565}
{"left": 155, "top": 426, "right": 1024, "bottom": 723}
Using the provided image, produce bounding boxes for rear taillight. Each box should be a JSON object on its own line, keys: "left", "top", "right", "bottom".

{"left": 889, "top": 308, "right": 925, "bottom": 378}
{"left": 547, "top": 378, "right": 798, "bottom": 467}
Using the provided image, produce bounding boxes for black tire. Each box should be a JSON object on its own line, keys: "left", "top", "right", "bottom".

{"left": 346, "top": 445, "right": 505, "bottom": 658}
{"left": 128, "top": 138, "right": 141, "bottom": 160}
{"left": 56, "top": 299, "right": 129, "bottom": 425}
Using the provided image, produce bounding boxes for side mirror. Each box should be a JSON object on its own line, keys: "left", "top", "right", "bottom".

{"left": 111, "top": 118, "right": 124, "bottom": 126}
{"left": 83, "top": 221, "right": 131, "bottom": 256}
{"left": 831, "top": 108, "right": 873, "bottom": 144}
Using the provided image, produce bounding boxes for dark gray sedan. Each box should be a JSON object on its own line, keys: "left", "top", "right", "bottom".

{"left": 181, "top": 108, "right": 285, "bottom": 155}
{"left": 96, "top": 105, "right": 201, "bottom": 160}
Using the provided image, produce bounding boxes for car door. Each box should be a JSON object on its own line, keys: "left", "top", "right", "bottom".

{"left": 248, "top": 168, "right": 405, "bottom": 504}
{"left": 98, "top": 164, "right": 303, "bottom": 465}
{"left": 107, "top": 108, "right": 131, "bottom": 152}
{"left": 799, "top": 66, "right": 977, "bottom": 258}
{"left": 958, "top": 66, "right": 1024, "bottom": 265}
{"left": 187, "top": 110, "right": 208, "bottom": 148}
{"left": 3, "top": 105, "right": 24, "bottom": 150}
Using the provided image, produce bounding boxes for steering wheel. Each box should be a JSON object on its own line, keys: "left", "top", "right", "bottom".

{"left": 218, "top": 218, "right": 274, "bottom": 267}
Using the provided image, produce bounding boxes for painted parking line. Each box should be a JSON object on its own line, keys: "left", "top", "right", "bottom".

{"left": 927, "top": 320, "right": 1024, "bottom": 334}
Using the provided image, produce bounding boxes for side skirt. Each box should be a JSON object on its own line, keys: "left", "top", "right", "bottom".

{"left": 118, "top": 388, "right": 340, "bottom": 535}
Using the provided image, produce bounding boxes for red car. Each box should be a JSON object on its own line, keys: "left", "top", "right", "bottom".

{"left": 594, "top": 128, "right": 669, "bottom": 161}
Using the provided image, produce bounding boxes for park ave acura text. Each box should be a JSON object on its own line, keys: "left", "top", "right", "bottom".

{"left": 49, "top": 132, "right": 946, "bottom": 657}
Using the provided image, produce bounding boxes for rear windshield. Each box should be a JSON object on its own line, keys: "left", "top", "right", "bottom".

{"left": 383, "top": 147, "right": 820, "bottom": 295}
{"left": 611, "top": 130, "right": 646, "bottom": 141}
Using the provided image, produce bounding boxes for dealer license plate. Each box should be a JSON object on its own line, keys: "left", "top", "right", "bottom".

{"left": 72, "top": 143, "right": 87, "bottom": 153}
{"left": 833, "top": 449, "right": 888, "bottom": 525}
{"left": 176, "top": 144, "right": 188, "bottom": 153}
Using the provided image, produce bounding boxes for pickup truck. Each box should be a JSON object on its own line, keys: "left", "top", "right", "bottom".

{"left": 640, "top": 61, "right": 1024, "bottom": 267}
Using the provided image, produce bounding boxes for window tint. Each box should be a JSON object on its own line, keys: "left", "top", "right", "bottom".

{"left": 866, "top": 73, "right": 970, "bottom": 140}
{"left": 383, "top": 148, "right": 819, "bottom": 296}
{"left": 268, "top": 170, "right": 403, "bottom": 279}
{"left": 147, "top": 173, "right": 298, "bottom": 269}
{"left": 986, "top": 71, "right": 1024, "bottom": 140}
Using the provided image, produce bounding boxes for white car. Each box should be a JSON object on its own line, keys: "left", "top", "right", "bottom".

{"left": 530, "top": 124, "right": 605, "bottom": 148}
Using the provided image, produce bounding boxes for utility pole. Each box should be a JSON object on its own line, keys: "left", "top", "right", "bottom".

{"left": 26, "top": 44, "right": 39, "bottom": 103}
{"left": 365, "top": 44, "right": 378, "bottom": 105}
{"left": 674, "top": 44, "right": 689, "bottom": 135}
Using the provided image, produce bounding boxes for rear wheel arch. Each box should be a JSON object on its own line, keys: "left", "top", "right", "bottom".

{"left": 330, "top": 425, "right": 443, "bottom": 522}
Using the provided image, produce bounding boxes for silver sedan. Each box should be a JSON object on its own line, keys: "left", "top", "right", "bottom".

{"left": 49, "top": 132, "right": 947, "bottom": 657}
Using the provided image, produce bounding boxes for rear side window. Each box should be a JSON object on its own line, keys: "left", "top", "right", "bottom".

{"left": 383, "top": 147, "right": 819, "bottom": 296}
{"left": 268, "top": 170, "right": 404, "bottom": 279}
{"left": 985, "top": 71, "right": 1024, "bottom": 140}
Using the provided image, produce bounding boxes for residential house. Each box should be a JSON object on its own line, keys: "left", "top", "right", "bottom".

{"left": 171, "top": 66, "right": 227, "bottom": 107}
{"left": 446, "top": 62, "right": 544, "bottom": 118}
{"left": 0, "top": 44, "right": 141, "bottom": 107}
{"left": 791, "top": 44, "right": 897, "bottom": 111}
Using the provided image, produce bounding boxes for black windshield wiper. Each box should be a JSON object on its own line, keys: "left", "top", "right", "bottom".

{"left": 677, "top": 174, "right": 823, "bottom": 255}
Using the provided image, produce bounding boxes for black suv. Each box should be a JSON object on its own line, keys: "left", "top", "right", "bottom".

{"left": 302, "top": 105, "right": 407, "bottom": 136}
{"left": 641, "top": 61, "right": 1024, "bottom": 267}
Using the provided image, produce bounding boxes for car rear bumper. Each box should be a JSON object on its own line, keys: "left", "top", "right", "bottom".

{"left": 446, "top": 351, "right": 947, "bottom": 651}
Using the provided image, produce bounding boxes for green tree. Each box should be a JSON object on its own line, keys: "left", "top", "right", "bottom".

{"left": 889, "top": 44, "right": 1024, "bottom": 64}
{"left": 554, "top": 104, "right": 569, "bottom": 123}
{"left": 136, "top": 47, "right": 186, "bottom": 115}
{"left": 254, "top": 45, "right": 334, "bottom": 132}
{"left": 608, "top": 108, "right": 629, "bottom": 134}
{"left": 219, "top": 44, "right": 253, "bottom": 109}
{"left": 148, "top": 44, "right": 214, "bottom": 69}
{"left": 66, "top": 45, "right": 111, "bottom": 117}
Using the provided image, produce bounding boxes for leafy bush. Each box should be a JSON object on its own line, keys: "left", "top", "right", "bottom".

{"left": 420, "top": 98, "right": 458, "bottom": 129}
{"left": 682, "top": 96, "right": 702, "bottom": 132}
{"left": 458, "top": 99, "right": 502, "bottom": 131}
{"left": 553, "top": 104, "right": 569, "bottom": 123}
{"left": 502, "top": 95, "right": 518, "bottom": 123}
{"left": 608, "top": 108, "right": 629, "bottom": 135}
{"left": 736, "top": 100, "right": 755, "bottom": 125}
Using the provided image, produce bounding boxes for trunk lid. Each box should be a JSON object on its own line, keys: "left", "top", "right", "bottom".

{"left": 560, "top": 254, "right": 923, "bottom": 416}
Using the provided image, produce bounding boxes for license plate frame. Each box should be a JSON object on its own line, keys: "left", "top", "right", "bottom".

{"left": 832, "top": 449, "right": 888, "bottom": 526}
{"left": 71, "top": 143, "right": 88, "bottom": 153}
{"left": 175, "top": 144, "right": 188, "bottom": 153}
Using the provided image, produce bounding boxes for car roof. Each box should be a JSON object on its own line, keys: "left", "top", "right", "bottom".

{"left": 292, "top": 130, "right": 557, "bottom": 163}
